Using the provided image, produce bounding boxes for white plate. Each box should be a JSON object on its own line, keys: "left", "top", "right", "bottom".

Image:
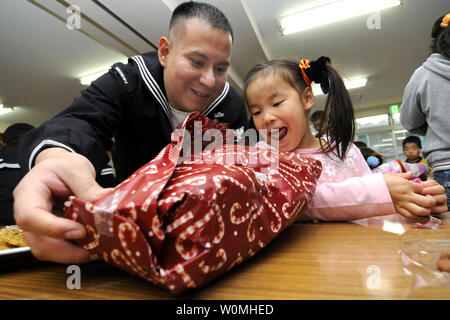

{"left": 0, "top": 246, "right": 31, "bottom": 256}
{"left": 0, "top": 225, "right": 31, "bottom": 258}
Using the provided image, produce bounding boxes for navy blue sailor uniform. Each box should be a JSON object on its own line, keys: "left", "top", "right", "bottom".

{"left": 0, "top": 144, "right": 24, "bottom": 225}
{"left": 18, "top": 51, "right": 248, "bottom": 184}
{"left": 0, "top": 142, "right": 115, "bottom": 226}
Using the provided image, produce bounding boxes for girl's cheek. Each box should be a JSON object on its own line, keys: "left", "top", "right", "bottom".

{"left": 251, "top": 117, "right": 261, "bottom": 130}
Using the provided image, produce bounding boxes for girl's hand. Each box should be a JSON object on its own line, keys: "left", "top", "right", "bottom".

{"left": 383, "top": 172, "right": 436, "bottom": 219}
{"left": 420, "top": 179, "right": 448, "bottom": 214}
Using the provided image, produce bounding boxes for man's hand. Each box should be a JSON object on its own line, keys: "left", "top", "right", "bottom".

{"left": 13, "top": 148, "right": 109, "bottom": 263}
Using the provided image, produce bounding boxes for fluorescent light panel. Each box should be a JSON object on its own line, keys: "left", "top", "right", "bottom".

{"left": 79, "top": 58, "right": 128, "bottom": 86}
{"left": 280, "top": 0, "right": 401, "bottom": 35}
{"left": 80, "top": 69, "right": 109, "bottom": 86}
{"left": 312, "top": 77, "right": 367, "bottom": 96}
{"left": 0, "top": 104, "right": 13, "bottom": 116}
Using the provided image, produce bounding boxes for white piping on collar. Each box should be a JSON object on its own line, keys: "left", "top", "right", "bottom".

{"left": 202, "top": 82, "right": 229, "bottom": 116}
{"left": 131, "top": 55, "right": 171, "bottom": 119}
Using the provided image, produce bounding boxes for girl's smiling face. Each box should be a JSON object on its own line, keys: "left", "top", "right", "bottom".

{"left": 246, "top": 73, "right": 316, "bottom": 151}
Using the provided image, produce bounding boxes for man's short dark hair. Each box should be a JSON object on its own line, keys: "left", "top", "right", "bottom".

{"left": 310, "top": 110, "right": 325, "bottom": 122}
{"left": 402, "top": 135, "right": 422, "bottom": 149}
{"left": 169, "top": 1, "right": 233, "bottom": 41}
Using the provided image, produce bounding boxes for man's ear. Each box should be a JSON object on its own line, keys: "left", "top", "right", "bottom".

{"left": 302, "top": 86, "right": 315, "bottom": 111}
{"left": 158, "top": 37, "right": 171, "bottom": 68}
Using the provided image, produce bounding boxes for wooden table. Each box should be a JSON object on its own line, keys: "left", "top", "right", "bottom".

{"left": 1, "top": 213, "right": 449, "bottom": 300}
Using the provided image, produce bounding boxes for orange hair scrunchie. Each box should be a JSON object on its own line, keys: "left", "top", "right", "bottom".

{"left": 298, "top": 59, "right": 312, "bottom": 86}
{"left": 441, "top": 13, "right": 450, "bottom": 27}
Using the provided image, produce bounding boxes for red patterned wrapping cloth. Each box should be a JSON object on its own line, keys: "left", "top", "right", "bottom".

{"left": 63, "top": 112, "right": 322, "bottom": 294}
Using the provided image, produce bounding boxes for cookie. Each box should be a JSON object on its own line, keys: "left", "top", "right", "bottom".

{"left": 439, "top": 250, "right": 450, "bottom": 260}
{"left": 437, "top": 250, "right": 450, "bottom": 272}
{"left": 0, "top": 239, "right": 12, "bottom": 250}
{"left": 0, "top": 227, "right": 27, "bottom": 247}
{"left": 437, "top": 258, "right": 450, "bottom": 272}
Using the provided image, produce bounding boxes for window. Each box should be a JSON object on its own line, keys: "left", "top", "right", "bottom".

{"left": 356, "top": 113, "right": 409, "bottom": 162}
{"left": 392, "top": 113, "right": 401, "bottom": 125}
{"left": 356, "top": 114, "right": 389, "bottom": 130}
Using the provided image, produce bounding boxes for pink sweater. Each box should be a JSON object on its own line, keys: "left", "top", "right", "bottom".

{"left": 293, "top": 144, "right": 396, "bottom": 221}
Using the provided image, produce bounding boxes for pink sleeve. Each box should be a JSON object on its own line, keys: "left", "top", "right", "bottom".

{"left": 372, "top": 161, "right": 400, "bottom": 174}
{"left": 299, "top": 173, "right": 396, "bottom": 221}
{"left": 372, "top": 160, "right": 429, "bottom": 178}
{"left": 403, "top": 162, "right": 429, "bottom": 177}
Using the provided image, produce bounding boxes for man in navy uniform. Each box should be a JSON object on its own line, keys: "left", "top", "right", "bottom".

{"left": 14, "top": 1, "right": 247, "bottom": 263}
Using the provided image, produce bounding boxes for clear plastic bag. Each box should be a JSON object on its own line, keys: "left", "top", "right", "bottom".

{"left": 351, "top": 214, "right": 446, "bottom": 235}
{"left": 400, "top": 239, "right": 450, "bottom": 292}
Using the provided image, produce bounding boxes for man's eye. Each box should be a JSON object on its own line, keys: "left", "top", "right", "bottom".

{"left": 191, "top": 59, "right": 203, "bottom": 66}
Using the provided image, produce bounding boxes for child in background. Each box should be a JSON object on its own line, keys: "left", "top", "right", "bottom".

{"left": 244, "top": 57, "right": 448, "bottom": 221}
{"left": 402, "top": 136, "right": 431, "bottom": 180}
{"left": 310, "top": 110, "right": 327, "bottom": 139}
{"left": 360, "top": 146, "right": 430, "bottom": 180}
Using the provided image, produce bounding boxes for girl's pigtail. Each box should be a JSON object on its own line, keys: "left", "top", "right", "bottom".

{"left": 322, "top": 65, "right": 355, "bottom": 160}
{"left": 304, "top": 57, "right": 355, "bottom": 160}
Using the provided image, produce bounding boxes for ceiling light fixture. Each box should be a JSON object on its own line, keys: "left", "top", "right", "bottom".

{"left": 79, "top": 58, "right": 128, "bottom": 86}
{"left": 312, "top": 77, "right": 367, "bottom": 96}
{"left": 79, "top": 69, "right": 109, "bottom": 86}
{"left": 279, "top": 0, "right": 401, "bottom": 35}
{"left": 0, "top": 104, "right": 14, "bottom": 116}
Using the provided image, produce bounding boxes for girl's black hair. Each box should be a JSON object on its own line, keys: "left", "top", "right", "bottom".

{"left": 243, "top": 57, "right": 355, "bottom": 161}
{"left": 431, "top": 13, "right": 450, "bottom": 59}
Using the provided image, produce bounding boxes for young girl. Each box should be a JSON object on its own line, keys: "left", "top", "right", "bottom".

{"left": 243, "top": 57, "right": 447, "bottom": 221}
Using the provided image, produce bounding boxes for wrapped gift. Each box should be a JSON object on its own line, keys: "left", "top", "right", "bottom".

{"left": 64, "top": 112, "right": 322, "bottom": 294}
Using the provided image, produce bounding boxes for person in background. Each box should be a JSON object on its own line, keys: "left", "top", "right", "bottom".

{"left": 0, "top": 123, "right": 35, "bottom": 226}
{"left": 243, "top": 57, "right": 447, "bottom": 222}
{"left": 0, "top": 133, "right": 6, "bottom": 149}
{"left": 13, "top": 1, "right": 247, "bottom": 264}
{"left": 402, "top": 135, "right": 431, "bottom": 180}
{"left": 310, "top": 110, "right": 327, "bottom": 138}
{"left": 360, "top": 146, "right": 430, "bottom": 181}
{"left": 359, "top": 146, "right": 384, "bottom": 168}
{"left": 354, "top": 141, "right": 367, "bottom": 149}
{"left": 400, "top": 12, "right": 450, "bottom": 208}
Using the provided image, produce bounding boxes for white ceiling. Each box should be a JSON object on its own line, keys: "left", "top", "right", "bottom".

{"left": 0, "top": 0, "right": 449, "bottom": 132}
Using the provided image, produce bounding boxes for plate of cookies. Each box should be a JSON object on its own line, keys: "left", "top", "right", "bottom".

{"left": 0, "top": 225, "right": 30, "bottom": 257}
